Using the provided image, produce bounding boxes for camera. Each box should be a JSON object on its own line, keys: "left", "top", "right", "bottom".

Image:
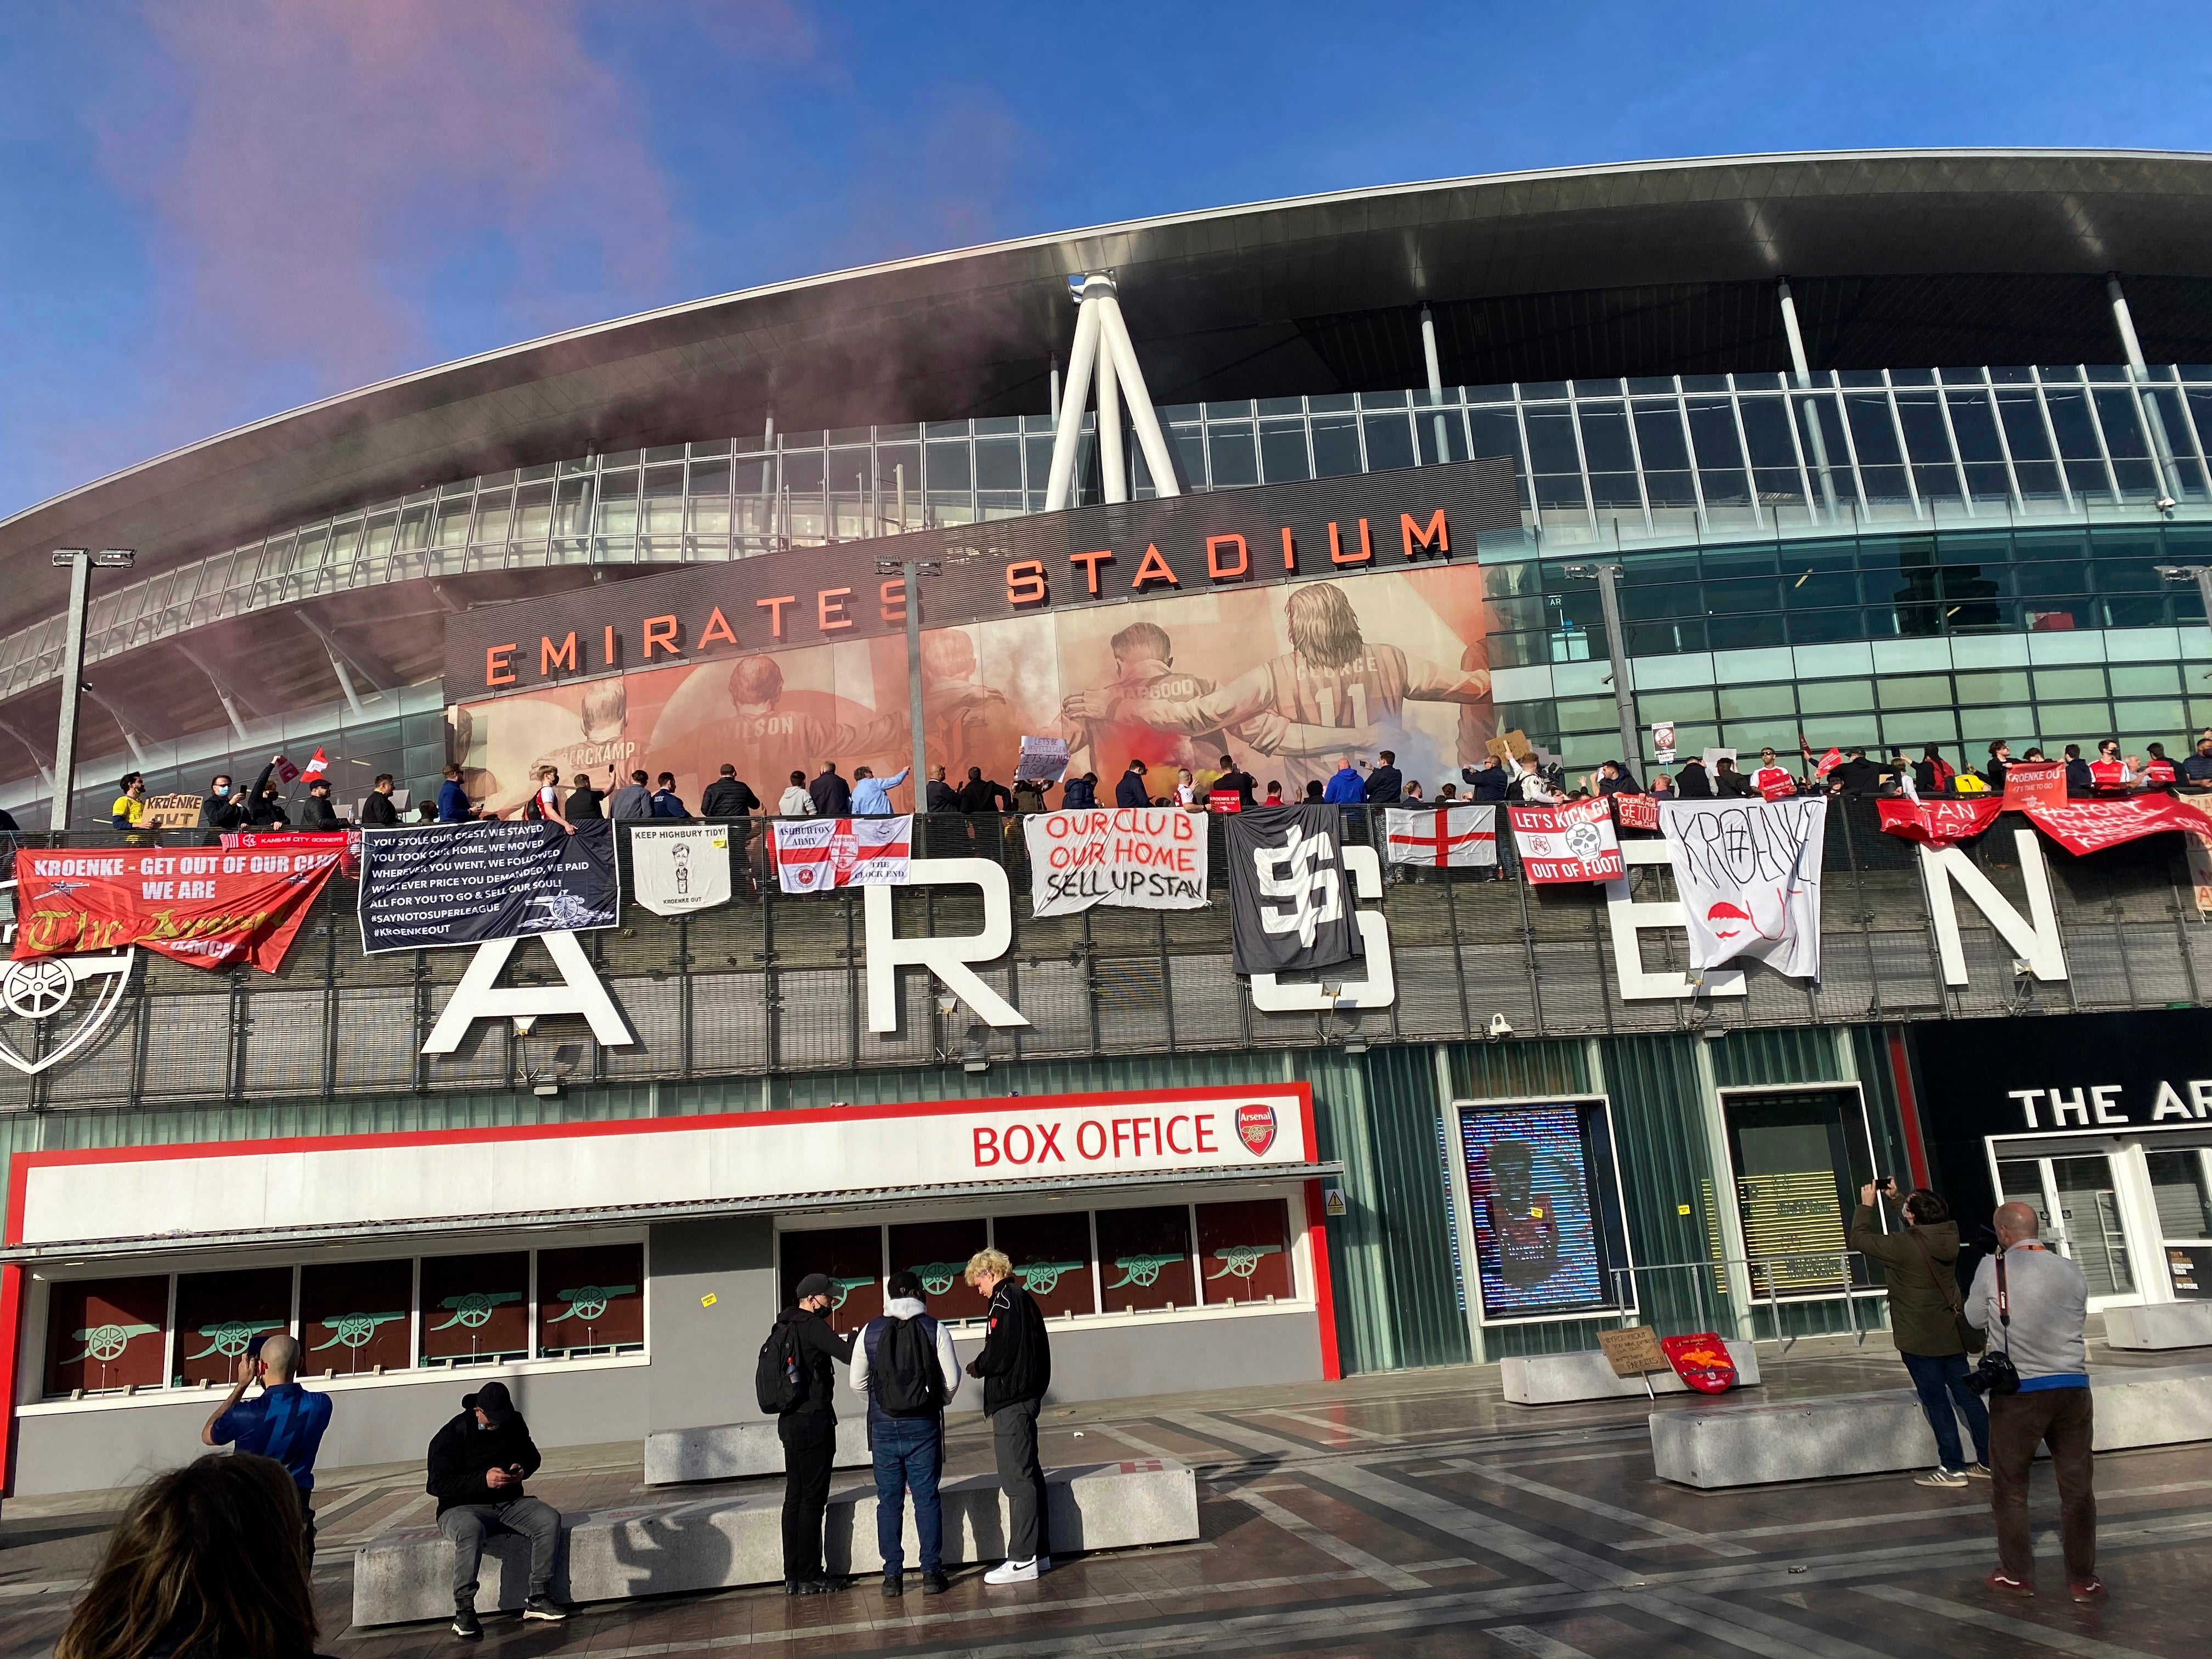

{"left": 1963, "top": 1348, "right": 2020, "bottom": 1396}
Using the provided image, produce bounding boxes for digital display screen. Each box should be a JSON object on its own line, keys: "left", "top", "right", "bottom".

{"left": 1460, "top": 1102, "right": 1632, "bottom": 1324}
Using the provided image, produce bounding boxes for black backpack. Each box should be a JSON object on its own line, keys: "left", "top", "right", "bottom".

{"left": 755, "top": 1321, "right": 806, "bottom": 1414}
{"left": 873, "top": 1315, "right": 945, "bottom": 1415}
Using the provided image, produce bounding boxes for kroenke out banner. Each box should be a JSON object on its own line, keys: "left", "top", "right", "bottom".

{"left": 13, "top": 845, "right": 345, "bottom": 972}
{"left": 444, "top": 461, "right": 1516, "bottom": 820}
{"left": 357, "top": 820, "right": 619, "bottom": 953}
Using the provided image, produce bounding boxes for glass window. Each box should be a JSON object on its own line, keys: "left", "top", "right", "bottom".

{"left": 421, "top": 1251, "right": 529, "bottom": 1364}
{"left": 173, "top": 1267, "right": 293, "bottom": 1387}
{"left": 538, "top": 1243, "right": 644, "bottom": 1355}
{"left": 1259, "top": 421, "right": 1311, "bottom": 483}
{"left": 1196, "top": 1200, "right": 1294, "bottom": 1305}
{"left": 1208, "top": 426, "right": 1259, "bottom": 488}
{"left": 888, "top": 1219, "right": 989, "bottom": 1321}
{"left": 46, "top": 1275, "right": 168, "bottom": 1396}
{"left": 1311, "top": 416, "right": 1362, "bottom": 478}
{"left": 301, "top": 1260, "right": 411, "bottom": 1376}
{"left": 973, "top": 439, "right": 1022, "bottom": 492}
{"left": 1095, "top": 1205, "right": 1195, "bottom": 1312}
{"left": 994, "top": 1211, "right": 1097, "bottom": 1318}
{"left": 781, "top": 1226, "right": 882, "bottom": 1338}
{"left": 1362, "top": 412, "right": 1416, "bottom": 472}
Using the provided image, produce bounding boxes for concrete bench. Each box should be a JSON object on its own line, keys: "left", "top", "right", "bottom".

{"left": 352, "top": 1458, "right": 1196, "bottom": 1626}
{"left": 1650, "top": 1362, "right": 2212, "bottom": 1489}
{"left": 1501, "top": 1341, "right": 1761, "bottom": 1405}
{"left": 2103, "top": 1302, "right": 2212, "bottom": 1351}
{"left": 644, "top": 1415, "right": 870, "bottom": 1484}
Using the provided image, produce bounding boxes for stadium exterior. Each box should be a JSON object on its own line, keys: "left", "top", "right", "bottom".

{"left": 7, "top": 150, "right": 2212, "bottom": 1496}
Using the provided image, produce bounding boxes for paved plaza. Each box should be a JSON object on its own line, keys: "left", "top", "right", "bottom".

{"left": 3, "top": 1335, "right": 2205, "bottom": 1659}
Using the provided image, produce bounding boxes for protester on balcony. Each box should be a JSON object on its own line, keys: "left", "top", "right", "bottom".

{"left": 1059, "top": 771, "right": 1098, "bottom": 810}
{"left": 358, "top": 773, "right": 399, "bottom": 828}
{"left": 2140, "top": 742, "right": 2179, "bottom": 788}
{"left": 809, "top": 761, "right": 852, "bottom": 817}
{"left": 1673, "top": 755, "right": 1712, "bottom": 798}
{"left": 777, "top": 770, "right": 814, "bottom": 817}
{"left": 1323, "top": 757, "right": 1366, "bottom": 804}
{"left": 1849, "top": 1181, "right": 1989, "bottom": 1489}
{"left": 701, "top": 762, "right": 761, "bottom": 819}
{"left": 2087, "top": 740, "right": 2134, "bottom": 794}
{"left": 1365, "top": 751, "right": 1404, "bottom": 804}
{"left": 854, "top": 765, "right": 910, "bottom": 816}
{"left": 1114, "top": 758, "right": 1150, "bottom": 809}
{"left": 606, "top": 769, "right": 652, "bottom": 819}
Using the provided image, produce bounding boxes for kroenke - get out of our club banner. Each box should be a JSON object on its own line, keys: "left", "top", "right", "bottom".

{"left": 357, "top": 819, "right": 619, "bottom": 953}
{"left": 12, "top": 845, "right": 345, "bottom": 972}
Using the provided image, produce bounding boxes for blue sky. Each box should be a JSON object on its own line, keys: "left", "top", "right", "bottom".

{"left": 3, "top": 1, "right": 2210, "bottom": 520}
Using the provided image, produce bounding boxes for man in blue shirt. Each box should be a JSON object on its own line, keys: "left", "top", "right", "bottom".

{"left": 203, "top": 1334, "right": 334, "bottom": 1556}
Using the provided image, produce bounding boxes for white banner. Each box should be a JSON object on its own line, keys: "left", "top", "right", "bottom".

{"left": 1658, "top": 797, "right": 1827, "bottom": 979}
{"left": 1024, "top": 808, "right": 1209, "bottom": 916}
{"left": 773, "top": 816, "right": 912, "bottom": 893}
{"left": 1384, "top": 805, "right": 1497, "bottom": 867}
{"left": 629, "top": 823, "right": 732, "bottom": 916}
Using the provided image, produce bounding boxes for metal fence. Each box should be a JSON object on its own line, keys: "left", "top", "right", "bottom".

{"left": 0, "top": 797, "right": 2205, "bottom": 1113}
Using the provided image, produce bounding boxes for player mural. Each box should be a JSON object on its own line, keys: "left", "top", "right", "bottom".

{"left": 453, "top": 565, "right": 1490, "bottom": 812}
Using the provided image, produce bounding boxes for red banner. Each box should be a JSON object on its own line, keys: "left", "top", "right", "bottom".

{"left": 1612, "top": 792, "right": 1658, "bottom": 832}
{"left": 2002, "top": 761, "right": 2066, "bottom": 811}
{"left": 1878, "top": 798, "right": 2005, "bottom": 846}
{"left": 14, "top": 844, "right": 345, "bottom": 972}
{"left": 1878, "top": 793, "right": 2212, "bottom": 855}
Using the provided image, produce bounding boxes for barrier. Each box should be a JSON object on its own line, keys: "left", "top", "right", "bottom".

{"left": 352, "top": 1458, "right": 1198, "bottom": 1626}
{"left": 1500, "top": 1341, "right": 1761, "bottom": 1405}
{"left": 1650, "top": 1362, "right": 2212, "bottom": 1488}
{"left": 2103, "top": 1302, "right": 2212, "bottom": 1351}
{"left": 644, "top": 1416, "right": 870, "bottom": 1484}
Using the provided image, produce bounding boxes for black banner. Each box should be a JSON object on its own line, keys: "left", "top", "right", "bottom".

{"left": 358, "top": 820, "right": 619, "bottom": 953}
{"left": 1224, "top": 805, "right": 1364, "bottom": 976}
{"left": 444, "top": 457, "right": 1520, "bottom": 698}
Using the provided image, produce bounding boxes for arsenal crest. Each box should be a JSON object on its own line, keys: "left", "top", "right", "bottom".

{"left": 1235, "top": 1102, "right": 1278, "bottom": 1156}
{"left": 0, "top": 882, "right": 136, "bottom": 1076}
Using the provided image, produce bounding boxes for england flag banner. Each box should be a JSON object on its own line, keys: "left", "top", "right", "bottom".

{"left": 774, "top": 816, "right": 911, "bottom": 893}
{"left": 1508, "top": 798, "right": 1623, "bottom": 883}
{"left": 1384, "top": 805, "right": 1497, "bottom": 867}
{"left": 1658, "top": 797, "right": 1828, "bottom": 980}
{"left": 630, "top": 823, "right": 732, "bottom": 916}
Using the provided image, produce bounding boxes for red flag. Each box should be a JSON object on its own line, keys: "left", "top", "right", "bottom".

{"left": 301, "top": 748, "right": 329, "bottom": 782}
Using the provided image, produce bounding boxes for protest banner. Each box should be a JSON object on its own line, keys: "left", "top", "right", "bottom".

{"left": 1024, "top": 808, "right": 1208, "bottom": 916}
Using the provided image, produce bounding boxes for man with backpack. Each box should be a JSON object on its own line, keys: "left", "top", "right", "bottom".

{"left": 849, "top": 1270, "right": 962, "bottom": 1598}
{"left": 963, "top": 1248, "right": 1053, "bottom": 1584}
{"left": 759, "top": 1273, "right": 857, "bottom": 1595}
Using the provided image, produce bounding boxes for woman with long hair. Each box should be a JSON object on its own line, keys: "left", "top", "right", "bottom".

{"left": 59, "top": 1453, "right": 320, "bottom": 1659}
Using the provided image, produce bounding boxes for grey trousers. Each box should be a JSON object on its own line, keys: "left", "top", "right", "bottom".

{"left": 439, "top": 1496, "right": 561, "bottom": 1607}
{"left": 990, "top": 1398, "right": 1050, "bottom": 1561}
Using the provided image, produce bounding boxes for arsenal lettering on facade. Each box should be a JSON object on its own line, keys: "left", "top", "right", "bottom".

{"left": 446, "top": 459, "right": 1519, "bottom": 697}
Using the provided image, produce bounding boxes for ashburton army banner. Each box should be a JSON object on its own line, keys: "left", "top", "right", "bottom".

{"left": 358, "top": 820, "right": 619, "bottom": 953}
{"left": 1023, "top": 808, "right": 1209, "bottom": 916}
{"left": 1224, "top": 804, "right": 1363, "bottom": 975}
{"left": 13, "top": 844, "right": 345, "bottom": 972}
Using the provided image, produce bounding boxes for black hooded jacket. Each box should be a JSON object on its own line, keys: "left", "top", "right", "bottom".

{"left": 426, "top": 1408, "right": 544, "bottom": 1514}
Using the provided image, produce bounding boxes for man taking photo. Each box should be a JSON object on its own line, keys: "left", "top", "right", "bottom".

{"left": 964, "top": 1248, "right": 1052, "bottom": 1585}
{"left": 850, "top": 1269, "right": 961, "bottom": 1598}
{"left": 202, "top": 1333, "right": 332, "bottom": 1557}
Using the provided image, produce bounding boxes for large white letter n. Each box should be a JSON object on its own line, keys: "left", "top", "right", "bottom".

{"left": 863, "top": 858, "right": 1031, "bottom": 1034}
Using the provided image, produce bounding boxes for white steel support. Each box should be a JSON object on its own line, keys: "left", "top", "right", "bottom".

{"left": 1419, "top": 305, "right": 1450, "bottom": 460}
{"left": 1042, "top": 296, "right": 1104, "bottom": 511}
{"left": 2108, "top": 273, "right": 2185, "bottom": 504}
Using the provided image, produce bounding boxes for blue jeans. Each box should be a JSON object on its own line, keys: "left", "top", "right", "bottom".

{"left": 1902, "top": 1350, "right": 1990, "bottom": 1470}
{"left": 871, "top": 1415, "right": 943, "bottom": 1577}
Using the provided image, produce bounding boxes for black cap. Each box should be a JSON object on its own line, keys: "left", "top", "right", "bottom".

{"left": 794, "top": 1272, "right": 836, "bottom": 1302}
{"left": 462, "top": 1380, "right": 516, "bottom": 1425}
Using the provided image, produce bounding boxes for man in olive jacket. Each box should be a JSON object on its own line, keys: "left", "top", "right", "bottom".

{"left": 1850, "top": 1181, "right": 1989, "bottom": 1486}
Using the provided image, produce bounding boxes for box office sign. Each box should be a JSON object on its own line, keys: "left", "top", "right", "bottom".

{"left": 6, "top": 1085, "right": 1319, "bottom": 1251}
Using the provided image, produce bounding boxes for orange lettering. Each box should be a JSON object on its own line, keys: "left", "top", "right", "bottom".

{"left": 1206, "top": 534, "right": 1248, "bottom": 580}
{"left": 881, "top": 578, "right": 906, "bottom": 623}
{"left": 757, "top": 595, "right": 796, "bottom": 639}
{"left": 540, "top": 633, "right": 577, "bottom": 674}
{"left": 487, "top": 644, "right": 518, "bottom": 686}
{"left": 1131, "top": 543, "right": 1178, "bottom": 590}
{"left": 1401, "top": 509, "right": 1449, "bottom": 558}
{"left": 1328, "top": 519, "right": 1373, "bottom": 566}
{"left": 698, "top": 606, "right": 738, "bottom": 648}
{"left": 818, "top": 588, "right": 853, "bottom": 630}
{"left": 642, "top": 614, "right": 679, "bottom": 657}
{"left": 1007, "top": 560, "right": 1047, "bottom": 605}
{"left": 1070, "top": 549, "right": 1113, "bottom": 594}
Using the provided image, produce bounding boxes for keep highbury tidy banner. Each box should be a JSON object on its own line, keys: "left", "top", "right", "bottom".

{"left": 1023, "top": 808, "right": 1208, "bottom": 917}
{"left": 14, "top": 843, "right": 346, "bottom": 972}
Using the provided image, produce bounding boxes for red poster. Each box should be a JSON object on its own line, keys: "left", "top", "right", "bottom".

{"left": 1612, "top": 792, "right": 1658, "bottom": 832}
{"left": 2002, "top": 761, "right": 2067, "bottom": 811}
{"left": 1877, "top": 798, "right": 2004, "bottom": 847}
{"left": 14, "top": 844, "right": 344, "bottom": 972}
{"left": 1661, "top": 1332, "right": 1738, "bottom": 1393}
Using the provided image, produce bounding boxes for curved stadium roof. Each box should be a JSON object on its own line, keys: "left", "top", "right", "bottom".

{"left": 6, "top": 147, "right": 2212, "bottom": 758}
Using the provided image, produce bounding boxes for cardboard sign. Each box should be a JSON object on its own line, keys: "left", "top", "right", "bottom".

{"left": 141, "top": 793, "right": 203, "bottom": 831}
{"left": 1598, "top": 1325, "right": 1667, "bottom": 1377}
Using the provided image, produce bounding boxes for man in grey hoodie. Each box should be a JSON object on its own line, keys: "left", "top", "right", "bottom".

{"left": 849, "top": 1270, "right": 961, "bottom": 1598}
{"left": 1965, "top": 1201, "right": 2100, "bottom": 1603}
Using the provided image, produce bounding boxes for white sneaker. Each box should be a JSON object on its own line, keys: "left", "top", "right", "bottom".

{"left": 984, "top": 1557, "right": 1039, "bottom": 1585}
{"left": 1914, "top": 1466, "right": 1970, "bottom": 1488}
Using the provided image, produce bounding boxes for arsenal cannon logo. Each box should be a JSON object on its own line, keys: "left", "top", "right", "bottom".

{"left": 1235, "top": 1101, "right": 1278, "bottom": 1156}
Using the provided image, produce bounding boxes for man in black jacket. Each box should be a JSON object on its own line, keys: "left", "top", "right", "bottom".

{"left": 427, "top": 1381, "right": 567, "bottom": 1637}
{"left": 777, "top": 1274, "right": 857, "bottom": 1594}
{"left": 809, "top": 762, "right": 853, "bottom": 817}
{"left": 964, "top": 1248, "right": 1052, "bottom": 1584}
